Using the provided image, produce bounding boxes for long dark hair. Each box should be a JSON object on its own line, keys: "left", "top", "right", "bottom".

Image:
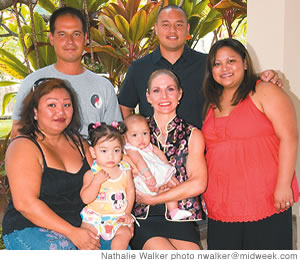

{"left": 202, "top": 38, "right": 259, "bottom": 118}
{"left": 19, "top": 78, "right": 82, "bottom": 144}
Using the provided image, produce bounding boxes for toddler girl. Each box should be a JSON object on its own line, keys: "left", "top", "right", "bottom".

{"left": 80, "top": 122, "right": 135, "bottom": 249}
{"left": 124, "top": 114, "right": 191, "bottom": 220}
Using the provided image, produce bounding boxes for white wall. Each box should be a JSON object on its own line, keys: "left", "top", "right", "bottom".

{"left": 248, "top": 0, "right": 300, "bottom": 249}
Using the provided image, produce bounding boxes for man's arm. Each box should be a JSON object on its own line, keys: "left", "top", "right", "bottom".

{"left": 120, "top": 105, "right": 134, "bottom": 119}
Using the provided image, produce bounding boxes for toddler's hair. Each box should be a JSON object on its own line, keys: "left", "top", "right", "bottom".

{"left": 88, "top": 122, "right": 126, "bottom": 147}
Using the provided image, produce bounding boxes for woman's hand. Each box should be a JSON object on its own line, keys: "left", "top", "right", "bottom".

{"left": 68, "top": 227, "right": 100, "bottom": 250}
{"left": 135, "top": 190, "right": 155, "bottom": 205}
{"left": 273, "top": 184, "right": 294, "bottom": 211}
{"left": 117, "top": 213, "right": 134, "bottom": 225}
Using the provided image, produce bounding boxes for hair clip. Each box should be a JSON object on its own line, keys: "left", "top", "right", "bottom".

{"left": 111, "top": 121, "right": 119, "bottom": 130}
{"left": 93, "top": 122, "right": 101, "bottom": 129}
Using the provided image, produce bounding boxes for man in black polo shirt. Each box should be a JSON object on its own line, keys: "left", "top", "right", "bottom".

{"left": 118, "top": 5, "right": 280, "bottom": 129}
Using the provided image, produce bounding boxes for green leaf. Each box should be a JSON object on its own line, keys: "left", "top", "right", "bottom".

{"left": 168, "top": 0, "right": 182, "bottom": 6}
{"left": 37, "top": 0, "right": 58, "bottom": 13}
{"left": 98, "top": 15, "right": 123, "bottom": 42}
{"left": 64, "top": 0, "right": 83, "bottom": 9}
{"left": 33, "top": 12, "right": 50, "bottom": 68}
{"left": 92, "top": 45, "right": 119, "bottom": 59}
{"left": 0, "top": 49, "right": 29, "bottom": 79}
{"left": 125, "top": 0, "right": 141, "bottom": 21}
{"left": 197, "top": 19, "right": 223, "bottom": 39}
{"left": 0, "top": 120, "right": 12, "bottom": 140}
{"left": 189, "top": 16, "right": 202, "bottom": 36}
{"left": 129, "top": 9, "right": 146, "bottom": 44}
{"left": 192, "top": 0, "right": 210, "bottom": 16}
{"left": 115, "top": 15, "right": 130, "bottom": 43}
{"left": 144, "top": 3, "right": 161, "bottom": 33}
{"left": 1, "top": 93, "right": 16, "bottom": 116}
{"left": 90, "top": 27, "right": 105, "bottom": 45}
{"left": 210, "top": 0, "right": 246, "bottom": 11}
{"left": 24, "top": 33, "right": 37, "bottom": 70}
{"left": 182, "top": 0, "right": 194, "bottom": 17}
{"left": 0, "top": 81, "right": 19, "bottom": 87}
{"left": 88, "top": 0, "right": 108, "bottom": 13}
{"left": 110, "top": 3, "right": 126, "bottom": 20}
{"left": 18, "top": 25, "right": 31, "bottom": 53}
{"left": 203, "top": 8, "right": 222, "bottom": 22}
{"left": 33, "top": 12, "right": 48, "bottom": 40}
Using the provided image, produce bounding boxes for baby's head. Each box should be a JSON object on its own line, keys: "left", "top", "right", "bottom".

{"left": 88, "top": 122, "right": 126, "bottom": 164}
{"left": 123, "top": 114, "right": 151, "bottom": 150}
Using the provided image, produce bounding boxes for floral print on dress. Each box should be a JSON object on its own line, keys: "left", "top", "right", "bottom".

{"left": 132, "top": 116, "right": 204, "bottom": 221}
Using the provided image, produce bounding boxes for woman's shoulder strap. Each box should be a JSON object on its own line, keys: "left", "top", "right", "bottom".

{"left": 12, "top": 135, "right": 46, "bottom": 165}
{"left": 77, "top": 137, "right": 85, "bottom": 158}
{"left": 69, "top": 135, "right": 85, "bottom": 159}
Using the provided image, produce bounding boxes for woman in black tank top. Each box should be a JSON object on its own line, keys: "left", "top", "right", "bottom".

{"left": 2, "top": 78, "right": 100, "bottom": 250}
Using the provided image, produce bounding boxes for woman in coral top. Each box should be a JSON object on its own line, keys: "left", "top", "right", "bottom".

{"left": 202, "top": 38, "right": 299, "bottom": 250}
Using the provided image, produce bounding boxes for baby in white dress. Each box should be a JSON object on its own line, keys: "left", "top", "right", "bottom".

{"left": 123, "top": 114, "right": 192, "bottom": 220}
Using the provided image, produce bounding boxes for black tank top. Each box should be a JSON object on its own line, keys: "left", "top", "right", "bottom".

{"left": 2, "top": 136, "right": 89, "bottom": 235}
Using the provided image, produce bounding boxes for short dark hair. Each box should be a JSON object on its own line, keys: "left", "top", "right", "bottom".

{"left": 88, "top": 122, "right": 126, "bottom": 148}
{"left": 156, "top": 5, "right": 188, "bottom": 23}
{"left": 50, "top": 7, "right": 87, "bottom": 34}
{"left": 19, "top": 78, "right": 82, "bottom": 143}
{"left": 202, "top": 38, "right": 258, "bottom": 118}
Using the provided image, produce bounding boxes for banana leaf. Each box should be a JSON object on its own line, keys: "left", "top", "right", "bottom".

{"left": 1, "top": 93, "right": 16, "bottom": 116}
{"left": 0, "top": 49, "right": 29, "bottom": 79}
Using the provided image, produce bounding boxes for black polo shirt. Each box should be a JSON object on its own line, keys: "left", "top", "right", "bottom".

{"left": 118, "top": 45, "right": 207, "bottom": 129}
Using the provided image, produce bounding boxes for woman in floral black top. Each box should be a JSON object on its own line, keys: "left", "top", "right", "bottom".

{"left": 130, "top": 69, "right": 207, "bottom": 250}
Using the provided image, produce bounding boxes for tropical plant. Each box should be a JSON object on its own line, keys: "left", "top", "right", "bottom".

{"left": 85, "top": 0, "right": 161, "bottom": 89}
{"left": 84, "top": 0, "right": 228, "bottom": 90}
{"left": 208, "top": 0, "right": 247, "bottom": 38}
{"left": 168, "top": 0, "right": 223, "bottom": 49}
{"left": 0, "top": 133, "right": 11, "bottom": 233}
{"left": 0, "top": 0, "right": 248, "bottom": 89}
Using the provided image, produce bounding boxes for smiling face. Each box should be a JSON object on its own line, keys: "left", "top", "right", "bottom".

{"left": 146, "top": 72, "right": 182, "bottom": 117}
{"left": 34, "top": 88, "right": 73, "bottom": 135}
{"left": 90, "top": 137, "right": 123, "bottom": 170}
{"left": 155, "top": 8, "right": 189, "bottom": 54}
{"left": 125, "top": 118, "right": 150, "bottom": 150}
{"left": 49, "top": 14, "right": 87, "bottom": 65}
{"left": 212, "top": 46, "right": 247, "bottom": 91}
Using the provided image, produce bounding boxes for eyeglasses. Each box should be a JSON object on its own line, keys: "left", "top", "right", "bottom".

{"left": 32, "top": 78, "right": 54, "bottom": 92}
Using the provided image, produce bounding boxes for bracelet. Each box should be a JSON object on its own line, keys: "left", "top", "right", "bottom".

{"left": 139, "top": 167, "right": 150, "bottom": 175}
{"left": 144, "top": 175, "right": 154, "bottom": 180}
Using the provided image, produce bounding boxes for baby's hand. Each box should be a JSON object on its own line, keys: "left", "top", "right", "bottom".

{"left": 145, "top": 175, "right": 157, "bottom": 187}
{"left": 117, "top": 214, "right": 134, "bottom": 225}
{"left": 94, "top": 169, "right": 110, "bottom": 184}
{"left": 147, "top": 185, "right": 159, "bottom": 193}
